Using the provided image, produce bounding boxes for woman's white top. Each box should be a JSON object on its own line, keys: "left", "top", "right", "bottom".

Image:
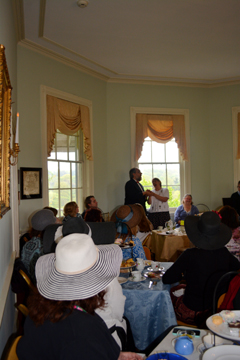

{"left": 95, "top": 277, "right": 126, "bottom": 349}
{"left": 148, "top": 188, "right": 169, "bottom": 213}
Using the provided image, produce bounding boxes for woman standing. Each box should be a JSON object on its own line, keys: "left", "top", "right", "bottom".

{"left": 147, "top": 178, "right": 170, "bottom": 229}
{"left": 174, "top": 194, "right": 199, "bottom": 227}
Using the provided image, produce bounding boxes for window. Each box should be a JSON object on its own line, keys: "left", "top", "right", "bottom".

{"left": 130, "top": 106, "right": 191, "bottom": 209}
{"left": 138, "top": 137, "right": 180, "bottom": 208}
{"left": 47, "top": 130, "right": 83, "bottom": 216}
{"left": 41, "top": 86, "right": 94, "bottom": 215}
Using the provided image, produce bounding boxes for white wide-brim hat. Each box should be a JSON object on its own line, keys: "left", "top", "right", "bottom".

{"left": 36, "top": 233, "right": 122, "bottom": 301}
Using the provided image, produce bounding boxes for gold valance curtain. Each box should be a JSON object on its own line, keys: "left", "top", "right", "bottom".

{"left": 237, "top": 112, "right": 240, "bottom": 159}
{"left": 47, "top": 95, "right": 93, "bottom": 160}
{"left": 136, "top": 114, "right": 188, "bottom": 161}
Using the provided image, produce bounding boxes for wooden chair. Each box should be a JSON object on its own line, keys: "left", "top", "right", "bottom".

{"left": 143, "top": 246, "right": 151, "bottom": 260}
{"left": 212, "top": 270, "right": 240, "bottom": 313}
{"left": 18, "top": 269, "right": 36, "bottom": 292}
{"left": 14, "top": 303, "right": 29, "bottom": 317}
{"left": 5, "top": 336, "right": 21, "bottom": 360}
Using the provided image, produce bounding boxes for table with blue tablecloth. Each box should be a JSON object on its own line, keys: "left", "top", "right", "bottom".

{"left": 120, "top": 262, "right": 177, "bottom": 351}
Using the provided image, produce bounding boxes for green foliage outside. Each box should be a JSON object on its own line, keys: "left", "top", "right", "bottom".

{"left": 141, "top": 175, "right": 180, "bottom": 208}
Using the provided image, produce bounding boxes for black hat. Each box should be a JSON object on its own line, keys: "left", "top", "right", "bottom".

{"left": 185, "top": 211, "right": 232, "bottom": 250}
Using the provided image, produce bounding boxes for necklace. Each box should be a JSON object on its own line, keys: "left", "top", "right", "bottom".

{"left": 74, "top": 305, "right": 87, "bottom": 313}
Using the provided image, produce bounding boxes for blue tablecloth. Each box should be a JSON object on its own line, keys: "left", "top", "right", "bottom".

{"left": 121, "top": 262, "right": 177, "bottom": 350}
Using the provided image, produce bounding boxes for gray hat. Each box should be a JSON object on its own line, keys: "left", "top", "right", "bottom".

{"left": 31, "top": 209, "right": 56, "bottom": 231}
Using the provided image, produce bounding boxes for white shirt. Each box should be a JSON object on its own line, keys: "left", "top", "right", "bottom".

{"left": 95, "top": 277, "right": 127, "bottom": 349}
{"left": 148, "top": 188, "right": 169, "bottom": 213}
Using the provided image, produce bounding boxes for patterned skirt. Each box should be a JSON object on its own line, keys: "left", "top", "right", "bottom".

{"left": 170, "top": 284, "right": 212, "bottom": 329}
{"left": 147, "top": 211, "right": 170, "bottom": 229}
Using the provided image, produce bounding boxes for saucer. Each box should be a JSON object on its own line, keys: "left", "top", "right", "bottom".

{"left": 128, "top": 276, "right": 146, "bottom": 282}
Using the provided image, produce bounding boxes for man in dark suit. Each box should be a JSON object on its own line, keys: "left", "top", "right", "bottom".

{"left": 124, "top": 168, "right": 151, "bottom": 212}
{"left": 231, "top": 181, "right": 240, "bottom": 216}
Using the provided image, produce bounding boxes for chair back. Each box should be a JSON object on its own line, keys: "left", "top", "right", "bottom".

{"left": 14, "top": 303, "right": 29, "bottom": 317}
{"left": 143, "top": 246, "right": 151, "bottom": 260}
{"left": 18, "top": 269, "right": 36, "bottom": 292}
{"left": 6, "top": 336, "right": 21, "bottom": 360}
{"left": 212, "top": 270, "right": 240, "bottom": 313}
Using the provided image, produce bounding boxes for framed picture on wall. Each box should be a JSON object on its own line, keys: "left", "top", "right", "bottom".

{"left": 20, "top": 167, "right": 42, "bottom": 199}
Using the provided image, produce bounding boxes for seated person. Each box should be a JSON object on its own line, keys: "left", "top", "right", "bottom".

{"left": 96, "top": 277, "right": 127, "bottom": 350}
{"left": 17, "top": 233, "right": 142, "bottom": 360}
{"left": 62, "top": 201, "right": 82, "bottom": 222}
{"left": 82, "top": 195, "right": 98, "bottom": 218}
{"left": 21, "top": 209, "right": 56, "bottom": 283}
{"left": 163, "top": 212, "right": 240, "bottom": 328}
{"left": 111, "top": 204, "right": 147, "bottom": 261}
{"left": 43, "top": 206, "right": 62, "bottom": 224}
{"left": 231, "top": 181, "right": 240, "bottom": 216}
{"left": 84, "top": 208, "right": 103, "bottom": 222}
{"left": 174, "top": 194, "right": 199, "bottom": 227}
{"left": 219, "top": 205, "right": 240, "bottom": 261}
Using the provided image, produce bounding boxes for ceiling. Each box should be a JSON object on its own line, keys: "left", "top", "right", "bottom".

{"left": 15, "top": 0, "right": 240, "bottom": 86}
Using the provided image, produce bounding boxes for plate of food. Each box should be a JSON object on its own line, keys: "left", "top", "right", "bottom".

{"left": 120, "top": 258, "right": 136, "bottom": 270}
{"left": 206, "top": 311, "right": 240, "bottom": 341}
{"left": 143, "top": 270, "right": 165, "bottom": 281}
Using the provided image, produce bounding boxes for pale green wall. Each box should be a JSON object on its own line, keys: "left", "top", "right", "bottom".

{"left": 17, "top": 45, "right": 240, "bottom": 229}
{"left": 0, "top": 0, "right": 17, "bottom": 355}
{"left": 17, "top": 47, "right": 108, "bottom": 231}
{"left": 106, "top": 83, "right": 211, "bottom": 210}
{"left": 208, "top": 85, "right": 240, "bottom": 210}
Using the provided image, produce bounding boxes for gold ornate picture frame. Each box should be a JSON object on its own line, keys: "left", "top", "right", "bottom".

{"left": 0, "top": 45, "right": 12, "bottom": 218}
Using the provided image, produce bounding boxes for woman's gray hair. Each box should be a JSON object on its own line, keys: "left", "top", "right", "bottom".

{"left": 182, "top": 193, "right": 193, "bottom": 204}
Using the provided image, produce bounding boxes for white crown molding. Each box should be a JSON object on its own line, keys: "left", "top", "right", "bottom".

{"left": 19, "top": 39, "right": 109, "bottom": 82}
{"left": 18, "top": 40, "right": 240, "bottom": 88}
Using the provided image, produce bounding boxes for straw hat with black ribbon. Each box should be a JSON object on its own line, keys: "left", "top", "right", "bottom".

{"left": 36, "top": 233, "right": 122, "bottom": 301}
{"left": 185, "top": 211, "right": 232, "bottom": 250}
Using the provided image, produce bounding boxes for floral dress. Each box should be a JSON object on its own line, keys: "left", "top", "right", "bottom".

{"left": 121, "top": 235, "right": 146, "bottom": 261}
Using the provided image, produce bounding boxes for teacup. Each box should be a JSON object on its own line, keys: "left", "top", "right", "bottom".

{"left": 132, "top": 270, "right": 141, "bottom": 281}
{"left": 174, "top": 336, "right": 194, "bottom": 355}
{"left": 151, "top": 261, "right": 160, "bottom": 270}
{"left": 203, "top": 333, "right": 224, "bottom": 348}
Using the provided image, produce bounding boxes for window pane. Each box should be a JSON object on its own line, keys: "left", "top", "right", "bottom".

{"left": 153, "top": 164, "right": 166, "bottom": 185}
{"left": 60, "top": 189, "right": 71, "bottom": 215}
{"left": 69, "top": 135, "right": 77, "bottom": 161}
{"left": 138, "top": 164, "right": 152, "bottom": 188}
{"left": 72, "top": 188, "right": 83, "bottom": 211}
{"left": 152, "top": 142, "right": 165, "bottom": 162}
{"left": 60, "top": 162, "right": 70, "bottom": 188}
{"left": 48, "top": 161, "right": 58, "bottom": 188}
{"left": 167, "top": 164, "right": 180, "bottom": 185}
{"left": 72, "top": 163, "right": 82, "bottom": 188}
{"left": 166, "top": 140, "right": 179, "bottom": 162}
{"left": 49, "top": 189, "right": 59, "bottom": 211}
{"left": 168, "top": 185, "right": 181, "bottom": 208}
{"left": 138, "top": 141, "right": 151, "bottom": 162}
{"left": 56, "top": 133, "right": 68, "bottom": 160}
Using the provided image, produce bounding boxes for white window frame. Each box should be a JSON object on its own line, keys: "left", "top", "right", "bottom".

{"left": 130, "top": 106, "right": 191, "bottom": 210}
{"left": 40, "top": 85, "right": 94, "bottom": 207}
{"left": 232, "top": 106, "right": 240, "bottom": 188}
